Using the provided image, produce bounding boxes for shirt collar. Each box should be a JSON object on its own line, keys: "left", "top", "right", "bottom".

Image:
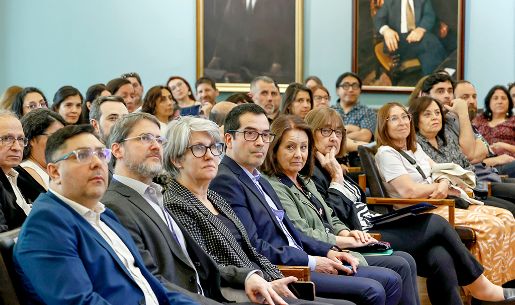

{"left": 113, "top": 174, "right": 162, "bottom": 197}
{"left": 49, "top": 188, "right": 105, "bottom": 217}
{"left": 5, "top": 168, "right": 19, "bottom": 181}
{"left": 238, "top": 164, "right": 261, "bottom": 182}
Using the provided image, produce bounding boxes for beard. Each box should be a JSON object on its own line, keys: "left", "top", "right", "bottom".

{"left": 125, "top": 150, "right": 163, "bottom": 178}
{"left": 468, "top": 107, "right": 477, "bottom": 121}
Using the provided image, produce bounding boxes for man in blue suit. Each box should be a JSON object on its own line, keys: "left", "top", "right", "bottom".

{"left": 374, "top": 0, "right": 446, "bottom": 75}
{"left": 210, "top": 104, "right": 404, "bottom": 305}
{"left": 13, "top": 124, "right": 198, "bottom": 305}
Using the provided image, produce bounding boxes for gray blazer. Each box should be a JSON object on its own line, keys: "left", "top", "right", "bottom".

{"left": 103, "top": 178, "right": 253, "bottom": 303}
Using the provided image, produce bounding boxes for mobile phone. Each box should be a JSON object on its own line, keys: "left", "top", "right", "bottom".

{"left": 339, "top": 263, "right": 355, "bottom": 275}
{"left": 180, "top": 104, "right": 201, "bottom": 116}
{"left": 288, "top": 281, "right": 315, "bottom": 301}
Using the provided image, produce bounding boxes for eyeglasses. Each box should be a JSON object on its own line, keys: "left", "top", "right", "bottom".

{"left": 0, "top": 135, "right": 29, "bottom": 147}
{"left": 228, "top": 130, "right": 276, "bottom": 143}
{"left": 338, "top": 83, "right": 360, "bottom": 90}
{"left": 318, "top": 128, "right": 344, "bottom": 138}
{"left": 169, "top": 81, "right": 184, "bottom": 92}
{"left": 188, "top": 143, "right": 224, "bottom": 158}
{"left": 387, "top": 114, "right": 412, "bottom": 125}
{"left": 121, "top": 133, "right": 168, "bottom": 146}
{"left": 23, "top": 101, "right": 48, "bottom": 110}
{"left": 421, "top": 110, "right": 441, "bottom": 119}
{"left": 313, "top": 95, "right": 330, "bottom": 102}
{"left": 52, "top": 147, "right": 112, "bottom": 163}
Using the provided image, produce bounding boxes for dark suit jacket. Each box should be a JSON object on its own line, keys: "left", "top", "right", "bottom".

{"left": 103, "top": 179, "right": 252, "bottom": 303}
{"left": 209, "top": 156, "right": 332, "bottom": 266}
{"left": 374, "top": 0, "right": 436, "bottom": 33}
{"left": 13, "top": 191, "right": 197, "bottom": 305}
{"left": 0, "top": 166, "right": 45, "bottom": 232}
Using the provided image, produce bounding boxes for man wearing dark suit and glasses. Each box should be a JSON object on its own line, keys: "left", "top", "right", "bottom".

{"left": 13, "top": 124, "right": 198, "bottom": 305}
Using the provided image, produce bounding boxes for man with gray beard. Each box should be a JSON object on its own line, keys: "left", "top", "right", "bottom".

{"left": 102, "top": 112, "right": 321, "bottom": 305}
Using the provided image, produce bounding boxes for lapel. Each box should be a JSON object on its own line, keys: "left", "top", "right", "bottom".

{"left": 109, "top": 180, "right": 193, "bottom": 268}
{"left": 414, "top": 0, "right": 423, "bottom": 24}
{"left": 222, "top": 157, "right": 287, "bottom": 234}
{"left": 45, "top": 192, "right": 135, "bottom": 281}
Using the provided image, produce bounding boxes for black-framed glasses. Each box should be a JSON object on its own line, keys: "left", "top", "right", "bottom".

{"left": 338, "top": 83, "right": 360, "bottom": 90}
{"left": 23, "top": 101, "right": 48, "bottom": 110}
{"left": 52, "top": 148, "right": 112, "bottom": 163}
{"left": 121, "top": 133, "right": 168, "bottom": 146}
{"left": 387, "top": 113, "right": 412, "bottom": 125}
{"left": 188, "top": 143, "right": 224, "bottom": 158}
{"left": 313, "top": 95, "right": 330, "bottom": 102}
{"left": 0, "top": 135, "right": 29, "bottom": 147}
{"left": 228, "top": 130, "right": 275, "bottom": 143}
{"left": 318, "top": 128, "right": 344, "bottom": 138}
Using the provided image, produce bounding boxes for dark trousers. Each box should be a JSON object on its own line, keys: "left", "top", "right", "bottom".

{"left": 311, "top": 265, "right": 402, "bottom": 305}
{"left": 397, "top": 31, "right": 446, "bottom": 74}
{"left": 375, "top": 213, "right": 484, "bottom": 305}
{"left": 496, "top": 161, "right": 515, "bottom": 178}
{"left": 366, "top": 252, "right": 421, "bottom": 305}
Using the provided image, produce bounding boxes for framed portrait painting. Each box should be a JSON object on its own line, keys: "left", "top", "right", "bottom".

{"left": 196, "top": 0, "right": 303, "bottom": 92}
{"left": 352, "top": 0, "right": 465, "bottom": 92}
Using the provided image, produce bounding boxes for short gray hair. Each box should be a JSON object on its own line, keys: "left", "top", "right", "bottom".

{"left": 107, "top": 112, "right": 160, "bottom": 147}
{"left": 0, "top": 109, "right": 18, "bottom": 120}
{"left": 164, "top": 116, "right": 221, "bottom": 177}
{"left": 250, "top": 76, "right": 275, "bottom": 94}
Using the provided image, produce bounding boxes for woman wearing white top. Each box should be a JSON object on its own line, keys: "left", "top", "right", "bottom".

{"left": 20, "top": 109, "right": 66, "bottom": 189}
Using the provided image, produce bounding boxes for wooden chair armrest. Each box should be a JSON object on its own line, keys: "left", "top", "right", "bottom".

{"left": 369, "top": 232, "right": 382, "bottom": 240}
{"left": 366, "top": 197, "right": 455, "bottom": 227}
{"left": 487, "top": 182, "right": 492, "bottom": 197}
{"left": 277, "top": 265, "right": 311, "bottom": 281}
{"left": 358, "top": 174, "right": 367, "bottom": 193}
{"left": 346, "top": 167, "right": 362, "bottom": 173}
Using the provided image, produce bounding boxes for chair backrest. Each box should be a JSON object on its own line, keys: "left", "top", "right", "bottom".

{"left": 357, "top": 143, "right": 389, "bottom": 198}
{"left": 0, "top": 228, "right": 21, "bottom": 305}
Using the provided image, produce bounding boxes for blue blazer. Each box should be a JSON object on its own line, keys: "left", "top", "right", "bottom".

{"left": 13, "top": 191, "right": 198, "bottom": 305}
{"left": 209, "top": 156, "right": 332, "bottom": 266}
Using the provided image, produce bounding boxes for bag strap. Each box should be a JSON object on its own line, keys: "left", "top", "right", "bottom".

{"left": 398, "top": 150, "right": 428, "bottom": 180}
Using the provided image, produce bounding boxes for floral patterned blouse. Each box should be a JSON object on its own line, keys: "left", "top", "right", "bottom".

{"left": 473, "top": 115, "right": 515, "bottom": 157}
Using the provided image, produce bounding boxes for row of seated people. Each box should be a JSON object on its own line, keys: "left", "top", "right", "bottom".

{"left": 1, "top": 97, "right": 515, "bottom": 304}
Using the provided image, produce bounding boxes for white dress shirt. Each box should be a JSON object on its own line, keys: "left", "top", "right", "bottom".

{"left": 5, "top": 169, "right": 32, "bottom": 215}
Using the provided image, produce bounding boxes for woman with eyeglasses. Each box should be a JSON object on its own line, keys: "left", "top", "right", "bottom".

{"left": 306, "top": 106, "right": 515, "bottom": 305}
{"left": 310, "top": 85, "right": 331, "bottom": 109}
{"left": 280, "top": 83, "right": 313, "bottom": 119}
{"left": 262, "top": 114, "right": 420, "bottom": 305}
{"left": 12, "top": 87, "right": 48, "bottom": 118}
{"left": 20, "top": 109, "right": 66, "bottom": 189}
{"left": 141, "top": 86, "right": 178, "bottom": 136}
{"left": 374, "top": 102, "right": 515, "bottom": 292}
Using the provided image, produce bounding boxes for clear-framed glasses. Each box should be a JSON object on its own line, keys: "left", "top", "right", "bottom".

{"left": 387, "top": 113, "right": 412, "bottom": 125}
{"left": 228, "top": 130, "right": 275, "bottom": 143}
{"left": 121, "top": 133, "right": 168, "bottom": 146}
{"left": 318, "top": 128, "right": 344, "bottom": 138}
{"left": 0, "top": 135, "right": 29, "bottom": 147}
{"left": 313, "top": 95, "right": 330, "bottom": 102}
{"left": 421, "top": 110, "right": 441, "bottom": 119}
{"left": 23, "top": 101, "right": 48, "bottom": 111}
{"left": 338, "top": 83, "right": 360, "bottom": 90}
{"left": 188, "top": 143, "right": 224, "bottom": 158}
{"left": 52, "top": 147, "right": 112, "bottom": 163}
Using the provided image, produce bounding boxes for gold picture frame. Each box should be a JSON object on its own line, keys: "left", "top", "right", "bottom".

{"left": 196, "top": 0, "right": 304, "bottom": 92}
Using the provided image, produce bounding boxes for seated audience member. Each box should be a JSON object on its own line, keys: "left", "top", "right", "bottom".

{"left": 311, "top": 85, "right": 331, "bottom": 109}
{"left": 410, "top": 96, "right": 515, "bottom": 212}
{"left": 509, "top": 82, "right": 515, "bottom": 101}
{"left": 304, "top": 76, "right": 323, "bottom": 91}
{"left": 89, "top": 95, "right": 129, "bottom": 144}
{"left": 227, "top": 92, "right": 252, "bottom": 105}
{"left": 209, "top": 101, "right": 237, "bottom": 137}
{"left": 13, "top": 124, "right": 198, "bottom": 305}
{"left": 195, "top": 76, "right": 219, "bottom": 117}
{"left": 472, "top": 85, "right": 515, "bottom": 158}
{"left": 121, "top": 72, "right": 145, "bottom": 112}
{"left": 107, "top": 77, "right": 137, "bottom": 112}
{"left": 279, "top": 83, "right": 313, "bottom": 119}
{"left": 167, "top": 76, "right": 199, "bottom": 110}
{"left": 12, "top": 87, "right": 48, "bottom": 118}
{"left": 374, "top": 102, "right": 515, "bottom": 287}
{"left": 332, "top": 72, "right": 376, "bottom": 143}
{"left": 209, "top": 104, "right": 404, "bottom": 305}
{"left": 20, "top": 109, "right": 66, "bottom": 189}
{"left": 0, "top": 85, "right": 23, "bottom": 110}
{"left": 141, "top": 86, "right": 177, "bottom": 136}
{"left": 51, "top": 85, "right": 83, "bottom": 125}
{"left": 0, "top": 111, "right": 38, "bottom": 231}
{"left": 305, "top": 107, "right": 515, "bottom": 305}
{"left": 262, "top": 115, "right": 420, "bottom": 305}
{"left": 81, "top": 83, "right": 111, "bottom": 124}
{"left": 249, "top": 76, "right": 280, "bottom": 122}
{"left": 103, "top": 113, "right": 327, "bottom": 305}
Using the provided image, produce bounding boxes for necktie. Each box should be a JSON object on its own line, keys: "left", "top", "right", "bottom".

{"left": 145, "top": 187, "right": 180, "bottom": 244}
{"left": 406, "top": 1, "right": 416, "bottom": 31}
